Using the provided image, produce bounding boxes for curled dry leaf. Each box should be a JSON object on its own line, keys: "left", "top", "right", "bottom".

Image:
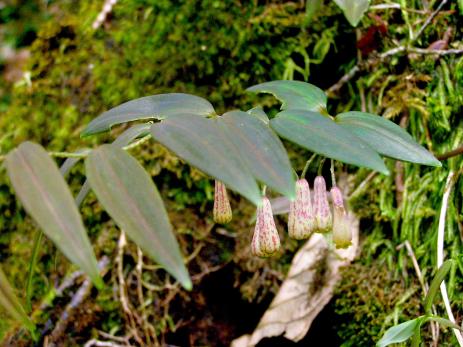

{"left": 232, "top": 213, "right": 359, "bottom": 347}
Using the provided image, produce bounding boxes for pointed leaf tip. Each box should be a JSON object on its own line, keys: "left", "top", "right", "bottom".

{"left": 5, "top": 142, "right": 102, "bottom": 287}
{"left": 85, "top": 145, "right": 191, "bottom": 288}
{"left": 336, "top": 112, "right": 441, "bottom": 167}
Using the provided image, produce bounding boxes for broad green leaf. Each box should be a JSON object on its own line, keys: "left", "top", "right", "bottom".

{"left": 5, "top": 142, "right": 102, "bottom": 288}
{"left": 81, "top": 93, "right": 215, "bottom": 137}
{"left": 336, "top": 112, "right": 441, "bottom": 167}
{"left": 150, "top": 114, "right": 261, "bottom": 205}
{"left": 0, "top": 265, "right": 35, "bottom": 334}
{"left": 247, "top": 80, "right": 327, "bottom": 113}
{"left": 77, "top": 123, "right": 152, "bottom": 206}
{"left": 377, "top": 318, "right": 424, "bottom": 347}
{"left": 247, "top": 106, "right": 269, "bottom": 124}
{"left": 219, "top": 111, "right": 295, "bottom": 199}
{"left": 424, "top": 260, "right": 453, "bottom": 313}
{"left": 270, "top": 110, "right": 389, "bottom": 174}
{"left": 333, "top": 0, "right": 369, "bottom": 27}
{"left": 85, "top": 145, "right": 192, "bottom": 290}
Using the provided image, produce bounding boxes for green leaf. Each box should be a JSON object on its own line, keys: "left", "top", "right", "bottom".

{"left": 77, "top": 123, "right": 152, "bottom": 206}
{"left": 0, "top": 265, "right": 35, "bottom": 335}
{"left": 150, "top": 114, "right": 261, "bottom": 205}
{"left": 270, "top": 110, "right": 389, "bottom": 174}
{"left": 85, "top": 145, "right": 192, "bottom": 290}
{"left": 247, "top": 106, "right": 269, "bottom": 124}
{"left": 424, "top": 260, "right": 453, "bottom": 313}
{"left": 219, "top": 111, "right": 295, "bottom": 199}
{"left": 427, "top": 316, "right": 463, "bottom": 331}
{"left": 377, "top": 318, "right": 424, "bottom": 347}
{"left": 247, "top": 80, "right": 327, "bottom": 113}
{"left": 336, "top": 112, "right": 441, "bottom": 167}
{"left": 5, "top": 142, "right": 102, "bottom": 288}
{"left": 333, "top": 0, "right": 369, "bottom": 27}
{"left": 81, "top": 93, "right": 215, "bottom": 137}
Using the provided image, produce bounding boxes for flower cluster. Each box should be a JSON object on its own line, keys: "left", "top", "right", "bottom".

{"left": 211, "top": 174, "right": 352, "bottom": 258}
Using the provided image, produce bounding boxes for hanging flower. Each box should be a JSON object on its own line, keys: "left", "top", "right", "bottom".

{"left": 252, "top": 196, "right": 280, "bottom": 257}
{"left": 213, "top": 180, "right": 232, "bottom": 224}
{"left": 313, "top": 175, "right": 332, "bottom": 233}
{"left": 331, "top": 186, "right": 352, "bottom": 249}
{"left": 288, "top": 179, "right": 316, "bottom": 239}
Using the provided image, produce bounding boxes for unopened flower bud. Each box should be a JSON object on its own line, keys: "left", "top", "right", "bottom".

{"left": 252, "top": 197, "right": 280, "bottom": 257}
{"left": 288, "top": 179, "right": 316, "bottom": 239}
{"left": 313, "top": 176, "right": 332, "bottom": 233}
{"left": 331, "top": 186, "right": 352, "bottom": 249}
{"left": 213, "top": 180, "right": 232, "bottom": 224}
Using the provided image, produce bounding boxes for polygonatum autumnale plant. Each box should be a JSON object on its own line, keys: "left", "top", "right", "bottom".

{"left": 0, "top": 80, "right": 440, "bottom": 336}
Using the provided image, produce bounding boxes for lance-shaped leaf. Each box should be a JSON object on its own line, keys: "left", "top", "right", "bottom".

{"left": 219, "top": 111, "right": 295, "bottom": 199}
{"left": 0, "top": 266, "right": 35, "bottom": 334}
{"left": 377, "top": 318, "right": 424, "bottom": 347}
{"left": 82, "top": 93, "right": 215, "bottom": 137}
{"left": 150, "top": 114, "right": 261, "bottom": 205}
{"left": 247, "top": 80, "right": 327, "bottom": 113}
{"left": 335, "top": 112, "right": 441, "bottom": 167}
{"left": 270, "top": 110, "right": 389, "bottom": 174}
{"left": 333, "top": 0, "right": 369, "bottom": 27}
{"left": 5, "top": 142, "right": 102, "bottom": 288}
{"left": 85, "top": 145, "right": 192, "bottom": 290}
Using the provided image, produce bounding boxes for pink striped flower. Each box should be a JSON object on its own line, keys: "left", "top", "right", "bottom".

{"left": 313, "top": 176, "right": 332, "bottom": 233}
{"left": 288, "top": 179, "right": 316, "bottom": 239}
{"left": 331, "top": 186, "right": 352, "bottom": 249}
{"left": 213, "top": 180, "right": 232, "bottom": 224}
{"left": 252, "top": 196, "right": 280, "bottom": 257}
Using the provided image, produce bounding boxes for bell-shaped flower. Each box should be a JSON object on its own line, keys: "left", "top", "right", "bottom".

{"left": 331, "top": 186, "right": 352, "bottom": 249}
{"left": 252, "top": 196, "right": 280, "bottom": 257}
{"left": 313, "top": 175, "right": 332, "bottom": 233}
{"left": 213, "top": 180, "right": 232, "bottom": 224}
{"left": 288, "top": 179, "right": 316, "bottom": 239}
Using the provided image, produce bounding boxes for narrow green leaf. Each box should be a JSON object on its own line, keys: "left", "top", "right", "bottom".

{"left": 336, "top": 112, "right": 441, "bottom": 166}
{"left": 219, "top": 111, "right": 295, "bottom": 199}
{"left": 270, "top": 110, "right": 389, "bottom": 174}
{"left": 247, "top": 80, "right": 327, "bottom": 113}
{"left": 424, "top": 260, "right": 454, "bottom": 313}
{"left": 427, "top": 316, "right": 463, "bottom": 331}
{"left": 5, "top": 142, "right": 102, "bottom": 288}
{"left": 26, "top": 230, "right": 43, "bottom": 312}
{"left": 81, "top": 93, "right": 215, "bottom": 137}
{"left": 85, "top": 145, "right": 192, "bottom": 290}
{"left": 150, "top": 114, "right": 261, "bottom": 205}
{"left": 377, "top": 318, "right": 424, "bottom": 347}
{"left": 333, "top": 0, "right": 369, "bottom": 27}
{"left": 0, "top": 265, "right": 35, "bottom": 334}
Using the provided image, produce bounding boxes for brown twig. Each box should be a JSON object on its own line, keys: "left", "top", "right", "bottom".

{"left": 47, "top": 256, "right": 110, "bottom": 346}
{"left": 413, "top": 0, "right": 449, "bottom": 41}
{"left": 398, "top": 241, "right": 439, "bottom": 345}
{"left": 436, "top": 145, "right": 463, "bottom": 161}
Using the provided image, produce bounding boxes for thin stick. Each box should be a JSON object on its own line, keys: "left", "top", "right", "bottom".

{"left": 437, "top": 145, "right": 463, "bottom": 161}
{"left": 301, "top": 153, "right": 317, "bottom": 178}
{"left": 413, "top": 0, "right": 448, "bottom": 41}
{"left": 437, "top": 171, "right": 463, "bottom": 346}
{"left": 330, "top": 159, "right": 336, "bottom": 187}
{"left": 400, "top": 240, "right": 439, "bottom": 344}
